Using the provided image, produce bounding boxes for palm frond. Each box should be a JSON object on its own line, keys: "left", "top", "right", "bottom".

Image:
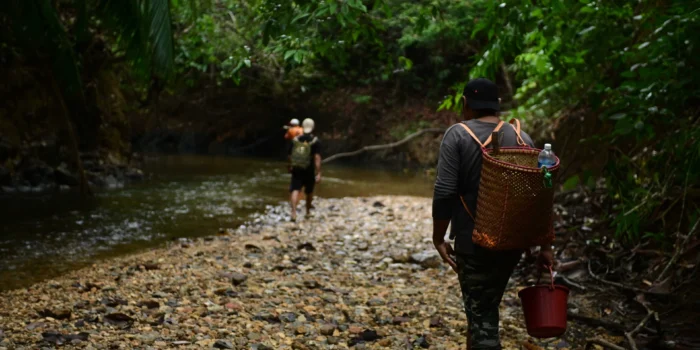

{"left": 147, "top": 0, "right": 174, "bottom": 78}
{"left": 96, "top": 0, "right": 176, "bottom": 79}
{"left": 35, "top": 0, "right": 85, "bottom": 104}
{"left": 97, "top": 0, "right": 150, "bottom": 77}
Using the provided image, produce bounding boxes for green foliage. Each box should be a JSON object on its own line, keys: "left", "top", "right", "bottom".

{"left": 170, "top": 0, "right": 489, "bottom": 92}
{"left": 3, "top": 0, "right": 697, "bottom": 244}
{"left": 97, "top": 0, "right": 179, "bottom": 80}
{"left": 171, "top": 0, "right": 389, "bottom": 87}
{"left": 454, "top": 0, "right": 700, "bottom": 241}
{"left": 352, "top": 94, "right": 372, "bottom": 104}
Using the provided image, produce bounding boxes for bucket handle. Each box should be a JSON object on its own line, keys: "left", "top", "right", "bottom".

{"left": 536, "top": 265, "right": 555, "bottom": 290}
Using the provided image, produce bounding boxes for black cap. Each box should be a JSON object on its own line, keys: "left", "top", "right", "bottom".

{"left": 464, "top": 78, "right": 500, "bottom": 111}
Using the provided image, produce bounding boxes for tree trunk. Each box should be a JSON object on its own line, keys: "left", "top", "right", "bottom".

{"left": 51, "top": 76, "right": 92, "bottom": 196}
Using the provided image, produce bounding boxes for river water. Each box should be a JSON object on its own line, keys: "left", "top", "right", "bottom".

{"left": 0, "top": 155, "right": 433, "bottom": 290}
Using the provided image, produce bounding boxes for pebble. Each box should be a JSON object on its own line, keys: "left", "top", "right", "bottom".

{"left": 230, "top": 272, "right": 247, "bottom": 286}
{"left": 279, "top": 312, "right": 296, "bottom": 323}
{"left": 0, "top": 197, "right": 593, "bottom": 350}
{"left": 319, "top": 324, "right": 335, "bottom": 336}
{"left": 392, "top": 316, "right": 411, "bottom": 324}
{"left": 213, "top": 339, "right": 234, "bottom": 349}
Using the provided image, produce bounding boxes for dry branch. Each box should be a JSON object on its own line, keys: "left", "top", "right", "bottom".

{"left": 567, "top": 311, "right": 627, "bottom": 334}
{"left": 585, "top": 338, "right": 627, "bottom": 350}
{"left": 322, "top": 128, "right": 445, "bottom": 164}
{"left": 587, "top": 261, "right": 668, "bottom": 296}
{"left": 625, "top": 310, "right": 656, "bottom": 350}
{"left": 655, "top": 217, "right": 700, "bottom": 283}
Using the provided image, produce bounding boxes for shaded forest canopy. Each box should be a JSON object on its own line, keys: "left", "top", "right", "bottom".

{"left": 0, "top": 0, "right": 698, "bottom": 243}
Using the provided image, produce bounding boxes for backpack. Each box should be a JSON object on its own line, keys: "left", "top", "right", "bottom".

{"left": 290, "top": 136, "right": 318, "bottom": 169}
{"left": 456, "top": 119, "right": 558, "bottom": 250}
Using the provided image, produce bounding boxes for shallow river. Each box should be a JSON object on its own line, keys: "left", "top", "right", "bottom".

{"left": 0, "top": 155, "right": 433, "bottom": 290}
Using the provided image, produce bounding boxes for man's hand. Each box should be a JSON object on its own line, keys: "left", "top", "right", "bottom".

{"left": 536, "top": 248, "right": 554, "bottom": 271}
{"left": 434, "top": 241, "right": 458, "bottom": 273}
{"left": 315, "top": 173, "right": 322, "bottom": 183}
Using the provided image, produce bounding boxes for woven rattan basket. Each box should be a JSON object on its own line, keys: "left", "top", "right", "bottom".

{"left": 458, "top": 119, "right": 559, "bottom": 251}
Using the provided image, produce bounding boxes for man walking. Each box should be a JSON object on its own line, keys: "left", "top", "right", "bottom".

{"left": 432, "top": 78, "right": 553, "bottom": 349}
{"left": 288, "top": 118, "right": 322, "bottom": 221}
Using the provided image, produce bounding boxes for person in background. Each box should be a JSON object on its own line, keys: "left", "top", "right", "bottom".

{"left": 431, "top": 78, "right": 554, "bottom": 349}
{"left": 288, "top": 118, "right": 321, "bottom": 221}
{"left": 284, "top": 118, "right": 304, "bottom": 140}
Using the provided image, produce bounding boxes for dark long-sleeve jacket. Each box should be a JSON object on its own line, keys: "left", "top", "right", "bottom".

{"left": 432, "top": 119, "right": 534, "bottom": 254}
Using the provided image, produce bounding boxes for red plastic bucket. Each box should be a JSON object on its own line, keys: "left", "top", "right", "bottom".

{"left": 518, "top": 267, "right": 569, "bottom": 338}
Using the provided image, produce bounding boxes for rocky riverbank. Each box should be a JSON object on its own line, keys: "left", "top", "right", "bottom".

{"left": 0, "top": 196, "right": 615, "bottom": 349}
{"left": 0, "top": 144, "right": 144, "bottom": 194}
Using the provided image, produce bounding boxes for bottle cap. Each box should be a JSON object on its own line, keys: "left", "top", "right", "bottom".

{"left": 544, "top": 143, "right": 552, "bottom": 150}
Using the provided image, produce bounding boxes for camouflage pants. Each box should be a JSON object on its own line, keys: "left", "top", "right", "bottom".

{"left": 456, "top": 246, "right": 522, "bottom": 350}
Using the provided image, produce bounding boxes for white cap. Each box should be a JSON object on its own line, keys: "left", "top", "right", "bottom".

{"left": 544, "top": 143, "right": 552, "bottom": 150}
{"left": 302, "top": 118, "right": 315, "bottom": 134}
{"left": 290, "top": 118, "right": 300, "bottom": 126}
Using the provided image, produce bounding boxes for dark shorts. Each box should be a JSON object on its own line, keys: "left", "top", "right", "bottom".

{"left": 456, "top": 246, "right": 522, "bottom": 350}
{"left": 290, "top": 168, "right": 315, "bottom": 194}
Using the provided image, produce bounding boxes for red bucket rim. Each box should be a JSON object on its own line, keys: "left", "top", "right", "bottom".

{"left": 518, "top": 284, "right": 570, "bottom": 298}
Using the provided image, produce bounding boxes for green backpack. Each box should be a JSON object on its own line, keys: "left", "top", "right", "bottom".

{"left": 290, "top": 136, "right": 318, "bottom": 169}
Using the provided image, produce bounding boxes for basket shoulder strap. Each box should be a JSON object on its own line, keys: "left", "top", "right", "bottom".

{"left": 457, "top": 122, "right": 483, "bottom": 147}
{"left": 459, "top": 195, "right": 475, "bottom": 220}
{"left": 508, "top": 118, "right": 527, "bottom": 146}
{"left": 457, "top": 121, "right": 505, "bottom": 148}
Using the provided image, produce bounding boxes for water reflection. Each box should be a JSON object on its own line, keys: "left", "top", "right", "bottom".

{"left": 0, "top": 155, "right": 432, "bottom": 290}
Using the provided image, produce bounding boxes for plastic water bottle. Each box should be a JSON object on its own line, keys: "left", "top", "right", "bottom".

{"left": 537, "top": 143, "right": 556, "bottom": 169}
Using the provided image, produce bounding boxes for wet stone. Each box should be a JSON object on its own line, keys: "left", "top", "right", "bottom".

{"left": 152, "top": 291, "right": 168, "bottom": 298}
{"left": 392, "top": 316, "right": 411, "bottom": 325}
{"left": 413, "top": 336, "right": 429, "bottom": 348}
{"left": 38, "top": 308, "right": 71, "bottom": 320}
{"left": 297, "top": 242, "right": 316, "bottom": 251}
{"left": 253, "top": 312, "right": 279, "bottom": 323}
{"left": 295, "top": 325, "right": 308, "bottom": 335}
{"left": 230, "top": 272, "right": 247, "bottom": 286}
{"left": 279, "top": 312, "right": 296, "bottom": 323}
{"left": 367, "top": 297, "right": 385, "bottom": 307}
{"left": 410, "top": 251, "right": 441, "bottom": 268}
{"left": 320, "top": 324, "right": 336, "bottom": 336}
{"left": 213, "top": 339, "right": 234, "bottom": 349}
{"left": 303, "top": 280, "right": 320, "bottom": 289}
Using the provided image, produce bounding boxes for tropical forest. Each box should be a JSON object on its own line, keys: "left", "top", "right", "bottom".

{"left": 0, "top": 0, "right": 698, "bottom": 349}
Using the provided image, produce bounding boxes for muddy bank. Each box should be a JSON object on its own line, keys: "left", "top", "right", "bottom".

{"left": 0, "top": 196, "right": 615, "bottom": 349}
